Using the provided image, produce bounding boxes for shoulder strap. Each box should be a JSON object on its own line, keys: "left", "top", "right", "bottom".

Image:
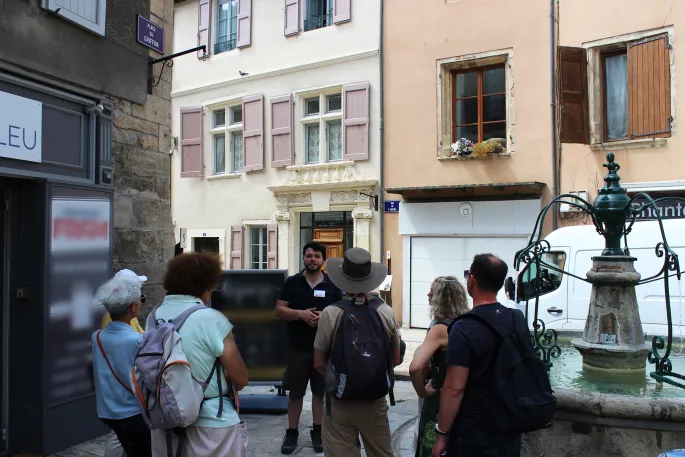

{"left": 96, "top": 330, "right": 134, "bottom": 394}
{"left": 171, "top": 303, "right": 207, "bottom": 330}
{"left": 457, "top": 310, "right": 510, "bottom": 340}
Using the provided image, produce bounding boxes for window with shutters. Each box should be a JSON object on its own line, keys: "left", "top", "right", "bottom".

{"left": 42, "top": 0, "right": 106, "bottom": 36}
{"left": 210, "top": 104, "right": 243, "bottom": 175}
{"left": 437, "top": 50, "right": 515, "bottom": 159}
{"left": 301, "top": 91, "right": 343, "bottom": 164}
{"left": 215, "top": 0, "right": 238, "bottom": 54}
{"left": 576, "top": 28, "right": 675, "bottom": 149}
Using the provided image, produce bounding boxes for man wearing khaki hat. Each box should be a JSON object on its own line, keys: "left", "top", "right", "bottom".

{"left": 313, "top": 248, "right": 401, "bottom": 457}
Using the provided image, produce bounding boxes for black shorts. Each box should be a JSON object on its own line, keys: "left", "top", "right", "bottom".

{"left": 283, "top": 347, "right": 324, "bottom": 400}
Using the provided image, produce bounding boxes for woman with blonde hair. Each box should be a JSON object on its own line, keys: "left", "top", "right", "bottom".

{"left": 409, "top": 275, "right": 469, "bottom": 457}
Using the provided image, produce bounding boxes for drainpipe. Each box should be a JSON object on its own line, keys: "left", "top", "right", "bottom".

{"left": 378, "top": 0, "right": 385, "bottom": 263}
{"left": 550, "top": 0, "right": 559, "bottom": 230}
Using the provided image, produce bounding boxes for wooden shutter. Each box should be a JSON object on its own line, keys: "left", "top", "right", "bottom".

{"left": 628, "top": 35, "right": 672, "bottom": 139}
{"left": 242, "top": 94, "right": 264, "bottom": 171}
{"left": 198, "top": 0, "right": 211, "bottom": 58}
{"left": 236, "top": 0, "right": 252, "bottom": 48}
{"left": 230, "top": 225, "right": 243, "bottom": 269}
{"left": 558, "top": 47, "right": 589, "bottom": 144}
{"left": 271, "top": 95, "right": 294, "bottom": 167}
{"left": 333, "top": 0, "right": 351, "bottom": 24}
{"left": 180, "top": 107, "right": 204, "bottom": 178}
{"left": 266, "top": 224, "right": 278, "bottom": 269}
{"left": 284, "top": 0, "right": 300, "bottom": 36}
{"left": 342, "top": 82, "right": 370, "bottom": 161}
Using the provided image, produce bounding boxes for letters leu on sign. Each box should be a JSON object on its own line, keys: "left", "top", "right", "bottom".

{"left": 0, "top": 91, "right": 42, "bottom": 163}
{"left": 137, "top": 15, "right": 165, "bottom": 54}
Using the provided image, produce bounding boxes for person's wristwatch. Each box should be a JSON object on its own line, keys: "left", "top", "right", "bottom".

{"left": 434, "top": 424, "right": 449, "bottom": 438}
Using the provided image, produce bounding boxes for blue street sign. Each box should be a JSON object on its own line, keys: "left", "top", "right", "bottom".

{"left": 137, "top": 16, "right": 165, "bottom": 54}
{"left": 384, "top": 200, "right": 400, "bottom": 213}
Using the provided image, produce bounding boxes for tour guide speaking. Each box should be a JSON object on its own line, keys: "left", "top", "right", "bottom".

{"left": 275, "top": 241, "right": 343, "bottom": 454}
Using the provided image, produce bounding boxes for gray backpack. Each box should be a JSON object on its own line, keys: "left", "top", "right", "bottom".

{"left": 130, "top": 304, "right": 224, "bottom": 434}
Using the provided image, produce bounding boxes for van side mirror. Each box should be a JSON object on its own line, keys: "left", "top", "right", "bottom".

{"left": 505, "top": 277, "right": 516, "bottom": 302}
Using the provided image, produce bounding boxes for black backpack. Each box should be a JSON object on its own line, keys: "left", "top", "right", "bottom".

{"left": 456, "top": 308, "right": 557, "bottom": 435}
{"left": 324, "top": 296, "right": 396, "bottom": 408}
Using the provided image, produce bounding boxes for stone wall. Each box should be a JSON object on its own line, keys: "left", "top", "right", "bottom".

{"left": 111, "top": 0, "right": 175, "bottom": 312}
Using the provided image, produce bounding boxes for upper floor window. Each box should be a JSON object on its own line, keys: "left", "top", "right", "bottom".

{"left": 211, "top": 105, "right": 244, "bottom": 174}
{"left": 303, "top": 92, "right": 343, "bottom": 164}
{"left": 305, "top": 0, "right": 334, "bottom": 32}
{"left": 452, "top": 66, "right": 506, "bottom": 145}
{"left": 250, "top": 227, "right": 268, "bottom": 269}
{"left": 559, "top": 30, "right": 673, "bottom": 147}
{"left": 215, "top": 0, "right": 238, "bottom": 54}
{"left": 41, "top": 0, "right": 107, "bottom": 36}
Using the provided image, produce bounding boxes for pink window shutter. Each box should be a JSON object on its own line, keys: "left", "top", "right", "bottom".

{"left": 266, "top": 224, "right": 278, "bottom": 269}
{"left": 230, "top": 225, "right": 244, "bottom": 269}
{"left": 197, "top": 0, "right": 211, "bottom": 58}
{"left": 180, "top": 107, "right": 204, "bottom": 177}
{"left": 284, "top": 0, "right": 300, "bottom": 36}
{"left": 270, "top": 94, "right": 294, "bottom": 167}
{"left": 242, "top": 94, "right": 264, "bottom": 172}
{"left": 342, "top": 82, "right": 370, "bottom": 161}
{"left": 333, "top": 0, "right": 351, "bottom": 24}
{"left": 236, "top": 0, "right": 252, "bottom": 48}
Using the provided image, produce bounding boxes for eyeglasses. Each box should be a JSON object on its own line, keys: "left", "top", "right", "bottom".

{"left": 463, "top": 270, "right": 471, "bottom": 280}
{"left": 140, "top": 294, "right": 146, "bottom": 304}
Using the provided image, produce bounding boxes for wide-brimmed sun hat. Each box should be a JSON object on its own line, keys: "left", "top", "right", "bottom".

{"left": 326, "top": 247, "right": 388, "bottom": 294}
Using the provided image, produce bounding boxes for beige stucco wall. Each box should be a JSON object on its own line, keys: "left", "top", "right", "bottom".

{"left": 383, "top": 0, "right": 684, "bottom": 324}
{"left": 171, "top": 0, "right": 382, "bottom": 271}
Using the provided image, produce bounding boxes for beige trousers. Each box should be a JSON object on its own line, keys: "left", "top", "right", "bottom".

{"left": 323, "top": 398, "right": 394, "bottom": 457}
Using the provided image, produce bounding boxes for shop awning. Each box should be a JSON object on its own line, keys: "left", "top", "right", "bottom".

{"left": 385, "top": 181, "right": 546, "bottom": 201}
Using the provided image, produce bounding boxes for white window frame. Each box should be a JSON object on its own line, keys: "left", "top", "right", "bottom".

{"left": 584, "top": 26, "right": 676, "bottom": 151}
{"left": 304, "top": 0, "right": 335, "bottom": 32}
{"left": 249, "top": 226, "right": 268, "bottom": 270}
{"left": 297, "top": 87, "right": 343, "bottom": 165}
{"left": 215, "top": 0, "right": 238, "bottom": 54}
{"left": 436, "top": 49, "right": 516, "bottom": 159}
{"left": 209, "top": 102, "right": 244, "bottom": 176}
{"left": 42, "top": 0, "right": 107, "bottom": 36}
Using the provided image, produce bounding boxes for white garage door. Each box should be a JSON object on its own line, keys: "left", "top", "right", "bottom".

{"left": 409, "top": 236, "right": 528, "bottom": 328}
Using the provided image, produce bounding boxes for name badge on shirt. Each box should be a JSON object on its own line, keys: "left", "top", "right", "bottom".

{"left": 314, "top": 290, "right": 326, "bottom": 298}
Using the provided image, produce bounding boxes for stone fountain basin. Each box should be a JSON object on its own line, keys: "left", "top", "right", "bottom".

{"left": 524, "top": 388, "right": 685, "bottom": 457}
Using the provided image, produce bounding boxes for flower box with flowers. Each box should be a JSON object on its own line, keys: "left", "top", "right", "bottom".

{"left": 448, "top": 138, "right": 506, "bottom": 158}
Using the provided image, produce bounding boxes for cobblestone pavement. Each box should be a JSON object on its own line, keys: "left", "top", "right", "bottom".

{"left": 51, "top": 381, "right": 420, "bottom": 457}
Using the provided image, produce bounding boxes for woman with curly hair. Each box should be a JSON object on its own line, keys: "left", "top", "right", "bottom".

{"left": 409, "top": 276, "right": 469, "bottom": 457}
{"left": 150, "top": 252, "right": 249, "bottom": 457}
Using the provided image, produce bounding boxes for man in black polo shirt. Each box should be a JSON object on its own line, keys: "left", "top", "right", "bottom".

{"left": 433, "top": 254, "right": 524, "bottom": 457}
{"left": 275, "top": 241, "right": 343, "bottom": 454}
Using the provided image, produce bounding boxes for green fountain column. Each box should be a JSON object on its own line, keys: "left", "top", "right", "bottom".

{"left": 593, "top": 153, "right": 631, "bottom": 256}
{"left": 573, "top": 153, "right": 651, "bottom": 371}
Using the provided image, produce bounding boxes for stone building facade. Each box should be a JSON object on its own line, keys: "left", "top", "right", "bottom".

{"left": 0, "top": 0, "right": 175, "bottom": 453}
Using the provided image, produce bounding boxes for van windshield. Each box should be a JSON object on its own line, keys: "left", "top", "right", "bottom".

{"left": 519, "top": 252, "right": 567, "bottom": 301}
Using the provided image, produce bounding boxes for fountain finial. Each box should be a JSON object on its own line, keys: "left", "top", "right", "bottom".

{"left": 593, "top": 153, "right": 631, "bottom": 256}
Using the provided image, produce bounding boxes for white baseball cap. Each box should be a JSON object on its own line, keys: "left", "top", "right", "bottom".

{"left": 114, "top": 268, "right": 148, "bottom": 283}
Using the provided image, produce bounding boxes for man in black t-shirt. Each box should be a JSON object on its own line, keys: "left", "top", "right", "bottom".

{"left": 275, "top": 242, "right": 343, "bottom": 454}
{"left": 433, "top": 254, "right": 523, "bottom": 457}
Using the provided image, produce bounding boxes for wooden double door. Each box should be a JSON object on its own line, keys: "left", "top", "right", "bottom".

{"left": 314, "top": 228, "right": 344, "bottom": 272}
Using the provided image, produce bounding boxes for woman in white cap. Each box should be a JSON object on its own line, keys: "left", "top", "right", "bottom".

{"left": 92, "top": 275, "right": 150, "bottom": 457}
{"left": 99, "top": 269, "right": 147, "bottom": 457}
{"left": 101, "top": 269, "right": 147, "bottom": 333}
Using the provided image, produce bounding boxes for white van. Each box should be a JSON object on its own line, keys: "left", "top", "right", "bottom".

{"left": 506, "top": 219, "right": 685, "bottom": 338}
